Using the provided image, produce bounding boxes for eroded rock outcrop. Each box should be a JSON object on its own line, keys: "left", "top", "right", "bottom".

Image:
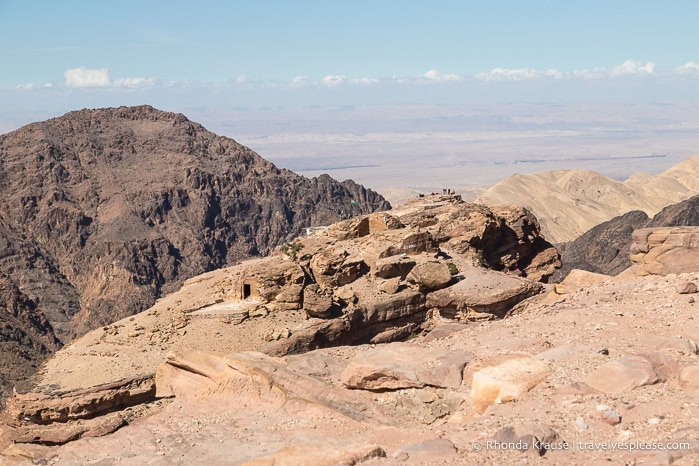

{"left": 630, "top": 227, "right": 699, "bottom": 276}
{"left": 6, "top": 269, "right": 699, "bottom": 463}
{"left": 0, "top": 195, "right": 555, "bottom": 444}
{"left": 555, "top": 195, "right": 699, "bottom": 281}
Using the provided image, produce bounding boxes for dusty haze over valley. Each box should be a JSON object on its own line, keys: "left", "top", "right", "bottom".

{"left": 4, "top": 102, "right": 699, "bottom": 205}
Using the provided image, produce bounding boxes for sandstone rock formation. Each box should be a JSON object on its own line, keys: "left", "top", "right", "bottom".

{"left": 0, "top": 105, "right": 389, "bottom": 400}
{"left": 471, "top": 357, "right": 550, "bottom": 413}
{"left": 0, "top": 195, "right": 557, "bottom": 443}
{"left": 5, "top": 269, "right": 699, "bottom": 464}
{"left": 630, "top": 227, "right": 699, "bottom": 275}
{"left": 555, "top": 194, "right": 699, "bottom": 281}
{"left": 476, "top": 155, "right": 699, "bottom": 243}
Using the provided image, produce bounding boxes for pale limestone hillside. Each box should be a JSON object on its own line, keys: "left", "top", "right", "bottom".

{"left": 476, "top": 154, "right": 699, "bottom": 243}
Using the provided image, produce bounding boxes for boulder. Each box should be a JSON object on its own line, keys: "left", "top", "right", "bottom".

{"left": 302, "top": 284, "right": 334, "bottom": 318}
{"left": 554, "top": 269, "right": 610, "bottom": 295}
{"left": 630, "top": 227, "right": 699, "bottom": 276}
{"left": 340, "top": 344, "right": 473, "bottom": 390}
{"left": 273, "top": 284, "right": 304, "bottom": 311}
{"left": 406, "top": 261, "right": 452, "bottom": 292}
{"left": 679, "top": 365, "right": 699, "bottom": 391}
{"left": 373, "top": 255, "right": 416, "bottom": 279}
{"left": 334, "top": 285, "right": 358, "bottom": 305}
{"left": 656, "top": 337, "right": 699, "bottom": 355}
{"left": 379, "top": 277, "right": 401, "bottom": 294}
{"left": 676, "top": 282, "right": 698, "bottom": 294}
{"left": 470, "top": 358, "right": 550, "bottom": 414}
{"left": 378, "top": 231, "right": 438, "bottom": 258}
{"left": 309, "top": 248, "right": 367, "bottom": 288}
{"left": 583, "top": 353, "right": 677, "bottom": 394}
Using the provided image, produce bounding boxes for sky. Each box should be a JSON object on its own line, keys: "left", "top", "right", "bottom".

{"left": 2, "top": 1, "right": 699, "bottom": 100}
{"left": 2, "top": 1, "right": 699, "bottom": 199}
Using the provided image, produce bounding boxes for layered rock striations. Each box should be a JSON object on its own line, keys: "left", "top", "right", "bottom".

{"left": 0, "top": 195, "right": 558, "bottom": 444}
{"left": 630, "top": 227, "right": 699, "bottom": 276}
{"left": 5, "top": 257, "right": 699, "bottom": 463}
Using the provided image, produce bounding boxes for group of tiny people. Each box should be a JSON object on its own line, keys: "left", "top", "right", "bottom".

{"left": 419, "top": 188, "right": 455, "bottom": 197}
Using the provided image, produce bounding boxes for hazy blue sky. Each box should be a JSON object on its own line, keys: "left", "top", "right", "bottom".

{"left": 2, "top": 1, "right": 699, "bottom": 102}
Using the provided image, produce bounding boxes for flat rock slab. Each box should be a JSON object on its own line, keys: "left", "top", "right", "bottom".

{"left": 245, "top": 444, "right": 386, "bottom": 466}
{"left": 188, "top": 302, "right": 252, "bottom": 324}
{"left": 583, "top": 353, "right": 676, "bottom": 394}
{"left": 427, "top": 270, "right": 542, "bottom": 318}
{"left": 534, "top": 344, "right": 604, "bottom": 362}
{"left": 393, "top": 438, "right": 458, "bottom": 462}
{"left": 555, "top": 269, "right": 611, "bottom": 294}
{"left": 471, "top": 358, "right": 550, "bottom": 414}
{"left": 340, "top": 344, "right": 474, "bottom": 391}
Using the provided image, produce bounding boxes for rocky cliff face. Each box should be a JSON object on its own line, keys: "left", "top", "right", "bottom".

{"left": 0, "top": 275, "right": 61, "bottom": 404}
{"left": 555, "top": 195, "right": 699, "bottom": 280}
{"left": 0, "top": 105, "right": 389, "bottom": 398}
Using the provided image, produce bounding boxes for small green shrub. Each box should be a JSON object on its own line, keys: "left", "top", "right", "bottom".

{"left": 281, "top": 241, "right": 304, "bottom": 260}
{"left": 447, "top": 262, "right": 459, "bottom": 276}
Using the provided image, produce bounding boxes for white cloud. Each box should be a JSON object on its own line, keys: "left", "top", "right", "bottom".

{"left": 543, "top": 69, "right": 564, "bottom": 80}
{"left": 353, "top": 77, "right": 379, "bottom": 85}
{"left": 235, "top": 74, "right": 248, "bottom": 84}
{"left": 475, "top": 67, "right": 552, "bottom": 81}
{"left": 15, "top": 83, "right": 35, "bottom": 91}
{"left": 423, "top": 69, "right": 462, "bottom": 81}
{"left": 610, "top": 59, "right": 654, "bottom": 77}
{"left": 113, "top": 76, "right": 158, "bottom": 88}
{"left": 571, "top": 60, "right": 655, "bottom": 79}
{"left": 677, "top": 61, "right": 699, "bottom": 74}
{"left": 64, "top": 66, "right": 111, "bottom": 88}
{"left": 288, "top": 76, "right": 309, "bottom": 88}
{"left": 321, "top": 75, "right": 347, "bottom": 87}
{"left": 63, "top": 67, "right": 158, "bottom": 89}
{"left": 572, "top": 67, "right": 607, "bottom": 79}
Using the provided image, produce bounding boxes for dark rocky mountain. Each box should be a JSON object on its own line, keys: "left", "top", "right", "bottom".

{"left": 0, "top": 105, "right": 389, "bottom": 350}
{"left": 0, "top": 275, "right": 61, "bottom": 404}
{"left": 649, "top": 195, "right": 699, "bottom": 227}
{"left": 554, "top": 195, "right": 699, "bottom": 280}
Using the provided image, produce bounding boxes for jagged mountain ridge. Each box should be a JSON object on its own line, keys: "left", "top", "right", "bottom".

{"left": 0, "top": 105, "right": 390, "bottom": 347}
